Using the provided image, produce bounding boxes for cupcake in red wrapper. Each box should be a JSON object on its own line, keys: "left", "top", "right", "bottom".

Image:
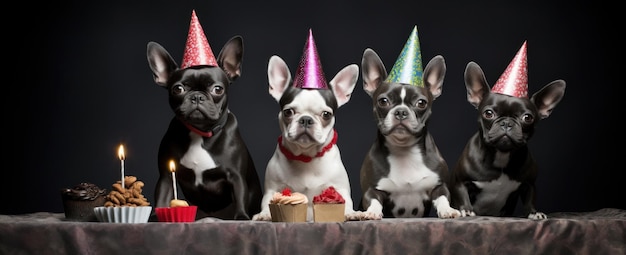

{"left": 269, "top": 187, "right": 308, "bottom": 222}
{"left": 155, "top": 199, "right": 197, "bottom": 222}
{"left": 313, "top": 186, "right": 346, "bottom": 222}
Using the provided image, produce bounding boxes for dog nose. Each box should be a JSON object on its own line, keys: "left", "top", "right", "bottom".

{"left": 499, "top": 120, "right": 513, "bottom": 131}
{"left": 394, "top": 109, "right": 409, "bottom": 120}
{"left": 298, "top": 116, "right": 314, "bottom": 128}
{"left": 190, "top": 94, "right": 205, "bottom": 104}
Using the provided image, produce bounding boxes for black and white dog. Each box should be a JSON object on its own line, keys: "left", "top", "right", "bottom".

{"left": 358, "top": 48, "right": 461, "bottom": 220}
{"left": 147, "top": 35, "right": 262, "bottom": 220}
{"left": 449, "top": 61, "right": 566, "bottom": 219}
{"left": 251, "top": 55, "right": 363, "bottom": 222}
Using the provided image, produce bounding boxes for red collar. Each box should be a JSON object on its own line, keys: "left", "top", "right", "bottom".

{"left": 278, "top": 130, "right": 338, "bottom": 163}
{"left": 181, "top": 120, "right": 215, "bottom": 137}
{"left": 178, "top": 113, "right": 228, "bottom": 138}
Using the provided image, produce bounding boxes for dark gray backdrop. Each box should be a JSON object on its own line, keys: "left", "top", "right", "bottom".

{"left": 5, "top": 1, "right": 620, "bottom": 215}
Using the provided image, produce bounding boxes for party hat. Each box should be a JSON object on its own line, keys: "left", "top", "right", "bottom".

{"left": 385, "top": 26, "right": 424, "bottom": 87}
{"left": 491, "top": 41, "right": 528, "bottom": 98}
{"left": 292, "top": 29, "right": 329, "bottom": 90}
{"left": 180, "top": 10, "right": 218, "bottom": 69}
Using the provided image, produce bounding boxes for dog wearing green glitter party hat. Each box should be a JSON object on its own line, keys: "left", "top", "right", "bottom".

{"left": 358, "top": 26, "right": 461, "bottom": 220}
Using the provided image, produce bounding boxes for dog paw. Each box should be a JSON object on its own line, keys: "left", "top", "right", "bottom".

{"left": 528, "top": 212, "right": 547, "bottom": 220}
{"left": 437, "top": 208, "right": 462, "bottom": 219}
{"left": 251, "top": 212, "right": 272, "bottom": 221}
{"left": 358, "top": 211, "right": 383, "bottom": 221}
{"left": 344, "top": 211, "right": 365, "bottom": 221}
{"left": 459, "top": 209, "right": 476, "bottom": 217}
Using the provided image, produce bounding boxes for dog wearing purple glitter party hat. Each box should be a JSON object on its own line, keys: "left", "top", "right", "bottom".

{"left": 252, "top": 29, "right": 363, "bottom": 222}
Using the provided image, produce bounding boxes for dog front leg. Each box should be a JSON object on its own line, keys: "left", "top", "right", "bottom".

{"left": 155, "top": 174, "right": 174, "bottom": 208}
{"left": 227, "top": 170, "right": 250, "bottom": 220}
{"left": 451, "top": 182, "right": 475, "bottom": 217}
{"left": 519, "top": 183, "right": 546, "bottom": 220}
{"left": 430, "top": 184, "right": 461, "bottom": 219}
{"left": 360, "top": 188, "right": 386, "bottom": 220}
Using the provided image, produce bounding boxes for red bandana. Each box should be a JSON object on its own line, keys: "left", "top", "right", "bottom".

{"left": 278, "top": 130, "right": 338, "bottom": 163}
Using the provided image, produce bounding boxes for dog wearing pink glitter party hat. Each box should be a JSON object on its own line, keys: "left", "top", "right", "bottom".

{"left": 147, "top": 10, "right": 262, "bottom": 220}
{"left": 449, "top": 41, "right": 566, "bottom": 219}
{"left": 251, "top": 29, "right": 363, "bottom": 222}
{"left": 358, "top": 26, "right": 461, "bottom": 220}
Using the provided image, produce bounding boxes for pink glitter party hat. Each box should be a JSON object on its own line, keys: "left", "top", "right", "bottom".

{"left": 292, "top": 29, "right": 329, "bottom": 90}
{"left": 491, "top": 41, "right": 528, "bottom": 98}
{"left": 180, "top": 10, "right": 217, "bottom": 69}
{"left": 385, "top": 26, "right": 424, "bottom": 87}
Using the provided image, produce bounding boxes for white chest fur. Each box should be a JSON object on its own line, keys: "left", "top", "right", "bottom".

{"left": 376, "top": 146, "right": 439, "bottom": 217}
{"left": 263, "top": 147, "right": 354, "bottom": 221}
{"left": 472, "top": 174, "right": 520, "bottom": 215}
{"left": 180, "top": 132, "right": 217, "bottom": 186}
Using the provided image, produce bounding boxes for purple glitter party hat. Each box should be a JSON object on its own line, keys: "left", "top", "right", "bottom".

{"left": 292, "top": 29, "right": 329, "bottom": 90}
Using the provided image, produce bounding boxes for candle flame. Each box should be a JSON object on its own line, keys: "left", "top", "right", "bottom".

{"left": 118, "top": 145, "right": 125, "bottom": 160}
{"left": 169, "top": 160, "right": 176, "bottom": 173}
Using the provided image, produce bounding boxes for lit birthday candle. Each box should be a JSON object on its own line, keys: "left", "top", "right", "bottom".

{"left": 118, "top": 145, "right": 125, "bottom": 189}
{"left": 169, "top": 160, "right": 178, "bottom": 200}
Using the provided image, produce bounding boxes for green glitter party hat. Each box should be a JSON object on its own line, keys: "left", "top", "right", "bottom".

{"left": 385, "top": 26, "right": 424, "bottom": 87}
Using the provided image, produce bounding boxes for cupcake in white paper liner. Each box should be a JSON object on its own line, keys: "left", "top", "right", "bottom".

{"left": 94, "top": 206, "right": 152, "bottom": 223}
{"left": 94, "top": 176, "right": 152, "bottom": 223}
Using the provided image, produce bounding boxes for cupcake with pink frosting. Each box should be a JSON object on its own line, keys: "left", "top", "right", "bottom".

{"left": 269, "top": 187, "right": 308, "bottom": 222}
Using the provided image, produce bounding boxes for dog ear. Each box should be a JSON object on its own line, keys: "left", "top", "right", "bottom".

{"left": 361, "top": 48, "right": 387, "bottom": 97}
{"left": 217, "top": 36, "right": 243, "bottom": 81}
{"left": 267, "top": 55, "right": 292, "bottom": 102}
{"left": 531, "top": 80, "right": 566, "bottom": 119}
{"left": 330, "top": 64, "right": 359, "bottom": 108}
{"left": 464, "top": 62, "right": 490, "bottom": 109}
{"left": 147, "top": 42, "right": 178, "bottom": 88}
{"left": 423, "top": 55, "right": 446, "bottom": 99}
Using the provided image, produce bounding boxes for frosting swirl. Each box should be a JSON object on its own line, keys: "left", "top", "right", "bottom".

{"left": 313, "top": 186, "right": 345, "bottom": 204}
{"left": 271, "top": 190, "right": 308, "bottom": 205}
{"left": 61, "top": 183, "right": 107, "bottom": 201}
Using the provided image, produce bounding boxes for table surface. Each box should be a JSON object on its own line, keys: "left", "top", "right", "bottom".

{"left": 1, "top": 208, "right": 625, "bottom": 255}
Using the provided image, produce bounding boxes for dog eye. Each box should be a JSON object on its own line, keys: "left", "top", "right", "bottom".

{"left": 416, "top": 99, "right": 427, "bottom": 109}
{"left": 283, "top": 109, "right": 294, "bottom": 118}
{"left": 377, "top": 98, "right": 390, "bottom": 107}
{"left": 211, "top": 86, "right": 225, "bottom": 96}
{"left": 321, "top": 111, "right": 333, "bottom": 120}
{"left": 522, "top": 114, "right": 534, "bottom": 123}
{"left": 172, "top": 85, "right": 185, "bottom": 95}
{"left": 483, "top": 109, "right": 495, "bottom": 119}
